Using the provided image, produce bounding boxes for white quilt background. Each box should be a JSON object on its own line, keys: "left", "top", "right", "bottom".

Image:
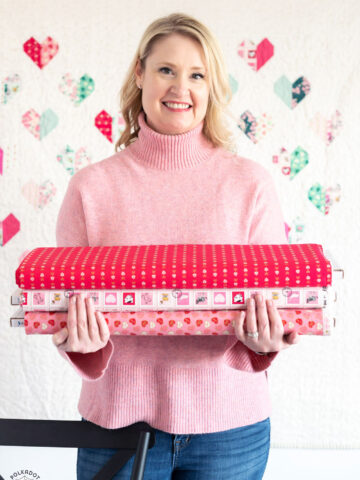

{"left": 0, "top": 0, "right": 359, "bottom": 448}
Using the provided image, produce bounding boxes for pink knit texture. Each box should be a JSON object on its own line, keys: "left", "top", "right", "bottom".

{"left": 55, "top": 110, "right": 288, "bottom": 434}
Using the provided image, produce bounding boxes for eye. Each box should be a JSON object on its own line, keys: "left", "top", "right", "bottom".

{"left": 159, "top": 67, "right": 204, "bottom": 79}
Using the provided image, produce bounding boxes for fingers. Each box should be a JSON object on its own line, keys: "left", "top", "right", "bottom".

{"left": 234, "top": 310, "right": 246, "bottom": 341}
{"left": 76, "top": 293, "right": 88, "bottom": 339}
{"left": 85, "top": 296, "right": 100, "bottom": 341}
{"left": 266, "top": 299, "right": 284, "bottom": 338}
{"left": 52, "top": 327, "right": 68, "bottom": 347}
{"left": 67, "top": 294, "right": 79, "bottom": 343}
{"left": 254, "top": 294, "right": 270, "bottom": 336}
{"left": 96, "top": 311, "right": 110, "bottom": 343}
{"left": 245, "top": 297, "right": 257, "bottom": 333}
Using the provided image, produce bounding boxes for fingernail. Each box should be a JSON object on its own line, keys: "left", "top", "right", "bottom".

{"left": 268, "top": 299, "right": 273, "bottom": 306}
{"left": 258, "top": 294, "right": 263, "bottom": 302}
{"left": 71, "top": 296, "right": 76, "bottom": 304}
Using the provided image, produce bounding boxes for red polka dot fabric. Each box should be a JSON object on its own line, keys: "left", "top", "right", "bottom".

{"left": 16, "top": 243, "right": 332, "bottom": 290}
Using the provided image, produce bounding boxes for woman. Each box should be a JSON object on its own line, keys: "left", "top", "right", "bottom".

{"left": 52, "top": 12, "right": 299, "bottom": 479}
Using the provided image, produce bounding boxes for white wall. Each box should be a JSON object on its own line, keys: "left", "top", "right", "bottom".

{"left": 0, "top": 0, "right": 359, "bottom": 460}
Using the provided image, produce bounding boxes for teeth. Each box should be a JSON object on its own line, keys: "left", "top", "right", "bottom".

{"left": 164, "top": 102, "right": 190, "bottom": 109}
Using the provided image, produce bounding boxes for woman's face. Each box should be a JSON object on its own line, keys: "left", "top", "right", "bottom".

{"left": 135, "top": 33, "right": 210, "bottom": 134}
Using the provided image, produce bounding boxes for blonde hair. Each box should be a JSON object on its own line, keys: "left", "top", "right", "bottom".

{"left": 114, "top": 12, "right": 237, "bottom": 153}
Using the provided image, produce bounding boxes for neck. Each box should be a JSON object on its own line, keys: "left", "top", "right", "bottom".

{"left": 128, "top": 110, "right": 216, "bottom": 170}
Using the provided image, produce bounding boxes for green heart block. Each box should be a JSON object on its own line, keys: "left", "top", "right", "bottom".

{"left": 308, "top": 183, "right": 326, "bottom": 214}
{"left": 40, "top": 109, "right": 59, "bottom": 139}
{"left": 290, "top": 146, "right": 309, "bottom": 180}
{"left": 75, "top": 74, "right": 95, "bottom": 105}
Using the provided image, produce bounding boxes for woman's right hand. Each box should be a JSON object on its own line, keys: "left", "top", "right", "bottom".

{"left": 52, "top": 293, "right": 110, "bottom": 353}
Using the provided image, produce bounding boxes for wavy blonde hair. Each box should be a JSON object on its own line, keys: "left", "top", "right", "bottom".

{"left": 114, "top": 12, "right": 237, "bottom": 153}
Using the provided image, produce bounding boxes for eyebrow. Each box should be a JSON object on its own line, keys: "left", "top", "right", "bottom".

{"left": 155, "top": 61, "right": 206, "bottom": 71}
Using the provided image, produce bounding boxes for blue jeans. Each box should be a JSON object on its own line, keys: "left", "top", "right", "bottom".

{"left": 77, "top": 417, "right": 270, "bottom": 479}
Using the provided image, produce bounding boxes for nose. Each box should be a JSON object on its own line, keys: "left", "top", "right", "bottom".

{"left": 169, "top": 73, "right": 191, "bottom": 96}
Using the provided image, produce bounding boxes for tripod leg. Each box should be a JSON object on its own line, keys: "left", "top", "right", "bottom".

{"left": 130, "top": 431, "right": 151, "bottom": 480}
{"left": 92, "top": 449, "right": 135, "bottom": 480}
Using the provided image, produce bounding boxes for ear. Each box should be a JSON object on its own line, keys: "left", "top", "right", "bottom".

{"left": 134, "top": 58, "right": 143, "bottom": 85}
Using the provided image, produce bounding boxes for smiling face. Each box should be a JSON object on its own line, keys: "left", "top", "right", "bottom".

{"left": 135, "top": 33, "right": 210, "bottom": 134}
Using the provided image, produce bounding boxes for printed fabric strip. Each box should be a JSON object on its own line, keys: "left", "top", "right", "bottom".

{"left": 19, "top": 286, "right": 332, "bottom": 311}
{"left": 24, "top": 308, "right": 332, "bottom": 336}
{"left": 15, "top": 243, "right": 332, "bottom": 290}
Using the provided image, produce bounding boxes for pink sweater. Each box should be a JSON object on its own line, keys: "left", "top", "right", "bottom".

{"left": 55, "top": 110, "right": 288, "bottom": 434}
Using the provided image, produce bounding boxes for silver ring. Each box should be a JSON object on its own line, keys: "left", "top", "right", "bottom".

{"left": 246, "top": 331, "right": 259, "bottom": 338}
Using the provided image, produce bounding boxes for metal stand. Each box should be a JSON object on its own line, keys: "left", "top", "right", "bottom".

{"left": 0, "top": 418, "right": 155, "bottom": 480}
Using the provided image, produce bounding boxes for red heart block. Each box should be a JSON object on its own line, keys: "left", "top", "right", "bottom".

{"left": 95, "top": 110, "right": 113, "bottom": 143}
{"left": 129, "top": 318, "right": 136, "bottom": 325}
{"left": 141, "top": 320, "right": 148, "bottom": 327}
{"left": 0, "top": 213, "right": 20, "bottom": 246}
{"left": 296, "top": 318, "right": 303, "bottom": 325}
{"left": 211, "top": 317, "right": 218, "bottom": 324}
{"left": 169, "top": 320, "right": 175, "bottom": 327}
{"left": 238, "top": 38, "right": 274, "bottom": 71}
{"left": 156, "top": 317, "right": 163, "bottom": 324}
{"left": 114, "top": 321, "right": 120, "bottom": 327}
{"left": 196, "top": 320, "right": 203, "bottom": 327}
{"left": 308, "top": 321, "right": 315, "bottom": 328}
{"left": 255, "top": 39, "right": 274, "bottom": 70}
{"left": 224, "top": 319, "right": 231, "bottom": 326}
{"left": 48, "top": 319, "right": 55, "bottom": 326}
{"left": 60, "top": 321, "right": 67, "bottom": 328}
{"left": 23, "top": 36, "right": 59, "bottom": 69}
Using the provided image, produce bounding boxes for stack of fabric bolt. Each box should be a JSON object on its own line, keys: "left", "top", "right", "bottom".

{"left": 10, "top": 243, "right": 341, "bottom": 336}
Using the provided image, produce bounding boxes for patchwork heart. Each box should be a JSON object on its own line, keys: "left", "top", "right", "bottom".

{"left": 272, "top": 146, "right": 309, "bottom": 179}
{"left": 59, "top": 73, "right": 95, "bottom": 106}
{"left": 2, "top": 74, "right": 21, "bottom": 104}
{"left": 95, "top": 110, "right": 126, "bottom": 143}
{"left": 0, "top": 213, "right": 20, "bottom": 247}
{"left": 56, "top": 145, "right": 92, "bottom": 175}
{"left": 274, "top": 75, "right": 311, "bottom": 109}
{"left": 308, "top": 183, "right": 341, "bottom": 215}
{"left": 22, "top": 108, "right": 59, "bottom": 139}
{"left": 309, "top": 110, "right": 342, "bottom": 145}
{"left": 21, "top": 180, "right": 56, "bottom": 209}
{"left": 237, "top": 38, "right": 274, "bottom": 71}
{"left": 23, "top": 36, "right": 59, "bottom": 69}
{"left": 237, "top": 110, "right": 273, "bottom": 143}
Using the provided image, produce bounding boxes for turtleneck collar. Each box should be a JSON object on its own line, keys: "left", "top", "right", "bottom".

{"left": 128, "top": 110, "right": 216, "bottom": 170}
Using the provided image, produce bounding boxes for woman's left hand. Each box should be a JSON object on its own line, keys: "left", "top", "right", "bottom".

{"left": 234, "top": 293, "right": 300, "bottom": 354}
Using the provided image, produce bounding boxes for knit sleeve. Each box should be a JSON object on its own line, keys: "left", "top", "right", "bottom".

{"left": 224, "top": 175, "right": 288, "bottom": 372}
{"left": 55, "top": 173, "right": 114, "bottom": 381}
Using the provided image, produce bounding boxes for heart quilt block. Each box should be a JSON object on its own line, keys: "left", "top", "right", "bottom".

{"left": 274, "top": 75, "right": 311, "bottom": 109}
{"left": 23, "top": 36, "right": 59, "bottom": 69}
{"left": 237, "top": 38, "right": 274, "bottom": 71}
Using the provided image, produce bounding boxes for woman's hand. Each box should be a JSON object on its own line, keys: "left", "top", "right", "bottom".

{"left": 234, "top": 293, "right": 300, "bottom": 354}
{"left": 52, "top": 293, "right": 110, "bottom": 353}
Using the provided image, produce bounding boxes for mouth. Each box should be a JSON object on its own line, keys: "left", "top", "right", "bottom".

{"left": 162, "top": 102, "right": 192, "bottom": 112}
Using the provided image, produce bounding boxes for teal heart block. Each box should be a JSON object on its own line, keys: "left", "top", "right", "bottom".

{"left": 75, "top": 74, "right": 95, "bottom": 106}
{"left": 40, "top": 109, "right": 59, "bottom": 139}
{"left": 290, "top": 146, "right": 309, "bottom": 180}
{"left": 274, "top": 75, "right": 311, "bottom": 109}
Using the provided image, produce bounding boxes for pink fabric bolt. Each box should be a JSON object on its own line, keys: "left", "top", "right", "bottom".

{"left": 25, "top": 308, "right": 331, "bottom": 336}
{"left": 53, "top": 110, "right": 298, "bottom": 434}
